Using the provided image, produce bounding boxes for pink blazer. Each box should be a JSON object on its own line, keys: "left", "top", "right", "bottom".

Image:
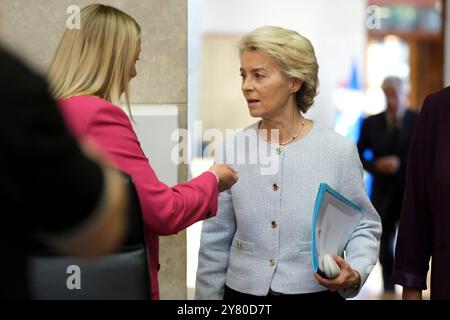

{"left": 58, "top": 96, "right": 218, "bottom": 300}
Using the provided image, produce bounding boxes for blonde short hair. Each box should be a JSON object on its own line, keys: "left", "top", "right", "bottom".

{"left": 47, "top": 4, "right": 141, "bottom": 110}
{"left": 239, "top": 26, "right": 319, "bottom": 113}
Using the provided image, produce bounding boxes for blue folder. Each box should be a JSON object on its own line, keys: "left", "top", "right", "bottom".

{"left": 311, "top": 183, "right": 363, "bottom": 273}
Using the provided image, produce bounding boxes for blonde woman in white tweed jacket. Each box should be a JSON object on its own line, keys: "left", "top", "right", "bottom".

{"left": 195, "top": 26, "right": 382, "bottom": 301}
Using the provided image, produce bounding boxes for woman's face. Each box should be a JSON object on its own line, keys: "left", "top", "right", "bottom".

{"left": 130, "top": 39, "right": 141, "bottom": 79}
{"left": 240, "top": 50, "right": 299, "bottom": 119}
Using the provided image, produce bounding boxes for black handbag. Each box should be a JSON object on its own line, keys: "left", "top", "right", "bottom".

{"left": 28, "top": 172, "right": 151, "bottom": 300}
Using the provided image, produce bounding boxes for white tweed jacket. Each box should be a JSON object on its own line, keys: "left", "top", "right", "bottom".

{"left": 195, "top": 121, "right": 381, "bottom": 299}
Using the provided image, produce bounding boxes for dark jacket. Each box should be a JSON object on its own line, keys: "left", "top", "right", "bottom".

{"left": 0, "top": 47, "right": 103, "bottom": 299}
{"left": 392, "top": 87, "right": 450, "bottom": 299}
{"left": 357, "top": 110, "right": 418, "bottom": 218}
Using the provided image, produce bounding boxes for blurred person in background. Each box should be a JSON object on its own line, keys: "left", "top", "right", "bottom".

{"left": 393, "top": 87, "right": 450, "bottom": 300}
{"left": 47, "top": 4, "right": 238, "bottom": 300}
{"left": 357, "top": 76, "right": 418, "bottom": 295}
{"left": 0, "top": 46, "right": 128, "bottom": 299}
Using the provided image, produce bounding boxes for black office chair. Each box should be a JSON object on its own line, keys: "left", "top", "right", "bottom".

{"left": 28, "top": 172, "right": 151, "bottom": 300}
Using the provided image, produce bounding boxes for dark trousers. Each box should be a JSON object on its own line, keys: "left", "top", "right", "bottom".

{"left": 379, "top": 215, "right": 397, "bottom": 292}
{"left": 375, "top": 184, "right": 404, "bottom": 293}
{"left": 223, "top": 286, "right": 345, "bottom": 302}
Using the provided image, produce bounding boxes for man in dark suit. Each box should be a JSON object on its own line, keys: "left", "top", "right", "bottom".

{"left": 357, "top": 76, "right": 418, "bottom": 294}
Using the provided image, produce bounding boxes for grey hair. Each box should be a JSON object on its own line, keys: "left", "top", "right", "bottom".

{"left": 382, "top": 76, "right": 406, "bottom": 95}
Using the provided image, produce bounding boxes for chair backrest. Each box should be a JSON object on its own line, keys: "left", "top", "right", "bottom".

{"left": 28, "top": 172, "right": 151, "bottom": 300}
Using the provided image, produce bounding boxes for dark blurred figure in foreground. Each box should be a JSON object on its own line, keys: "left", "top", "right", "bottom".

{"left": 357, "top": 76, "right": 418, "bottom": 294}
{"left": 0, "top": 46, "right": 128, "bottom": 299}
{"left": 393, "top": 87, "right": 450, "bottom": 300}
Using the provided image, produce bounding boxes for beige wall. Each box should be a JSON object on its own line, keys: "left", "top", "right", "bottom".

{"left": 199, "top": 35, "right": 254, "bottom": 134}
{"left": 0, "top": 0, "right": 187, "bottom": 299}
{"left": 0, "top": 0, "right": 186, "bottom": 104}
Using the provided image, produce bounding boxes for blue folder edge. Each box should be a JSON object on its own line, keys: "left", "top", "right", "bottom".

{"left": 311, "top": 183, "right": 363, "bottom": 273}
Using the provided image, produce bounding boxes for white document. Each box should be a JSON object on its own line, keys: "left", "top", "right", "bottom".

{"left": 311, "top": 183, "right": 363, "bottom": 273}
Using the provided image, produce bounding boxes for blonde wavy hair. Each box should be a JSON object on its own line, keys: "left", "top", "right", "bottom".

{"left": 239, "top": 26, "right": 319, "bottom": 113}
{"left": 47, "top": 4, "right": 141, "bottom": 110}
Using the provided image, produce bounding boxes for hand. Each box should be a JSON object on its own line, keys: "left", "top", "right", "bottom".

{"left": 209, "top": 164, "right": 239, "bottom": 192}
{"left": 402, "top": 287, "right": 422, "bottom": 300}
{"left": 314, "top": 255, "right": 361, "bottom": 292}
{"left": 374, "top": 156, "right": 400, "bottom": 175}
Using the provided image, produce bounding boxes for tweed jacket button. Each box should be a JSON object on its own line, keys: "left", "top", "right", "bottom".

{"left": 272, "top": 183, "right": 279, "bottom": 191}
{"left": 269, "top": 259, "right": 276, "bottom": 267}
{"left": 271, "top": 221, "right": 278, "bottom": 229}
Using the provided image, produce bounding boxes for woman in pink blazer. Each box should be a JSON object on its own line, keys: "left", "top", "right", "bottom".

{"left": 47, "top": 4, "right": 237, "bottom": 299}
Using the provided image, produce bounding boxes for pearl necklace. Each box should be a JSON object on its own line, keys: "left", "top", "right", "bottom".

{"left": 259, "top": 119, "right": 306, "bottom": 146}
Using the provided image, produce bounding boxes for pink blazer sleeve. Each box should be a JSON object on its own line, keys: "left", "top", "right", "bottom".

{"left": 85, "top": 105, "right": 218, "bottom": 235}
